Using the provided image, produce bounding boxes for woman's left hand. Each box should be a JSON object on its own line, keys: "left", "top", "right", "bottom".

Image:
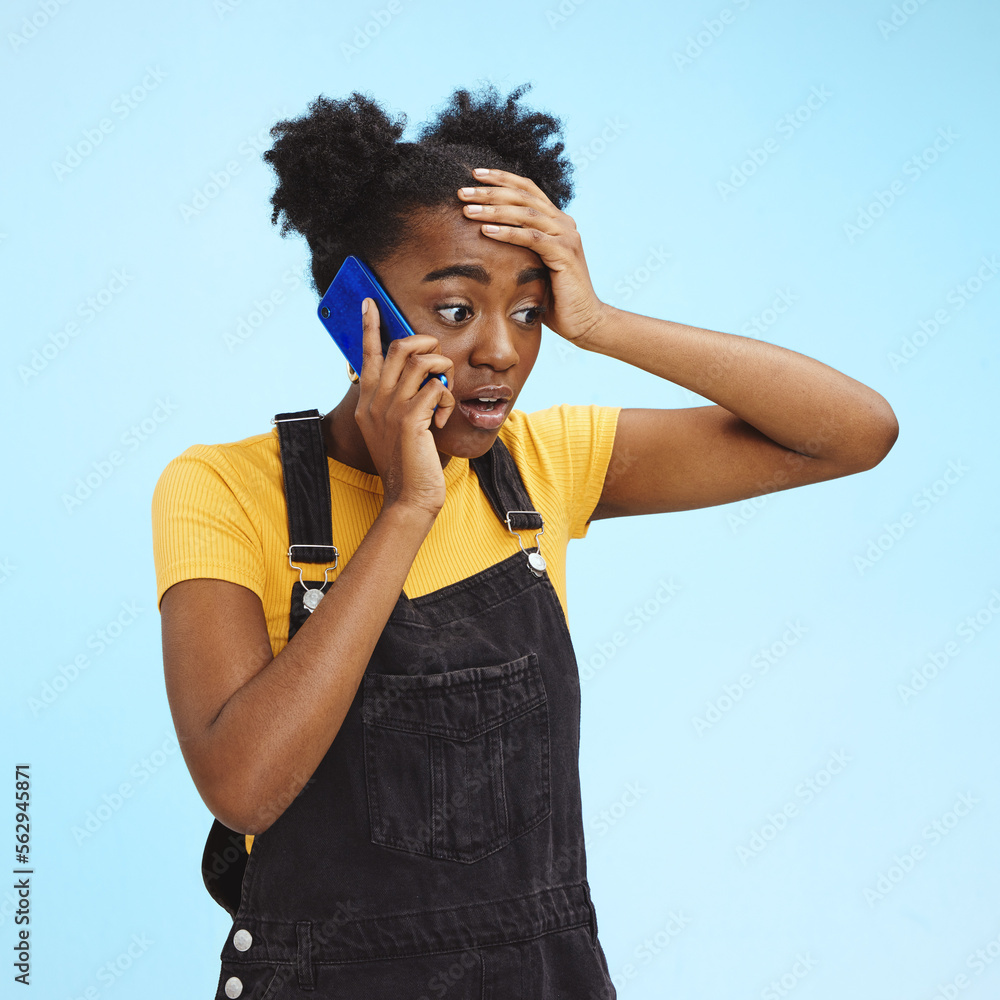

{"left": 456, "top": 168, "right": 609, "bottom": 346}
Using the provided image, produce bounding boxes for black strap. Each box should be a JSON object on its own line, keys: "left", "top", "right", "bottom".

{"left": 275, "top": 407, "right": 542, "bottom": 541}
{"left": 469, "top": 438, "right": 543, "bottom": 531}
{"left": 274, "top": 410, "right": 336, "bottom": 563}
{"left": 274, "top": 410, "right": 542, "bottom": 640}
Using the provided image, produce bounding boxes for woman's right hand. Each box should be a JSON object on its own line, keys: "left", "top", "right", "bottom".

{"left": 354, "top": 297, "right": 456, "bottom": 516}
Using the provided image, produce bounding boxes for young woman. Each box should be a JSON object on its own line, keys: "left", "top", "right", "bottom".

{"left": 152, "top": 82, "right": 898, "bottom": 999}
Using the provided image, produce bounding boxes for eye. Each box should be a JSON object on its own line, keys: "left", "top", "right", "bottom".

{"left": 513, "top": 304, "right": 547, "bottom": 324}
{"left": 435, "top": 303, "right": 473, "bottom": 323}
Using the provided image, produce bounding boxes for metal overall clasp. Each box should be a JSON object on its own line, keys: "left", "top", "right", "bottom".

{"left": 287, "top": 544, "right": 339, "bottom": 613}
{"left": 504, "top": 510, "right": 546, "bottom": 578}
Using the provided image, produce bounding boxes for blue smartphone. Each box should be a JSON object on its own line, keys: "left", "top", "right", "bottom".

{"left": 317, "top": 255, "right": 448, "bottom": 389}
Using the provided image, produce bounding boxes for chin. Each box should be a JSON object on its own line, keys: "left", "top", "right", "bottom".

{"left": 432, "top": 423, "right": 502, "bottom": 461}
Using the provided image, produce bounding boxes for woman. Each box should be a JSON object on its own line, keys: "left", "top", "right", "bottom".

{"left": 152, "top": 82, "right": 898, "bottom": 999}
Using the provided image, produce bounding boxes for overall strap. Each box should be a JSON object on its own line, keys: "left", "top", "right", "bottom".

{"left": 273, "top": 409, "right": 335, "bottom": 562}
{"left": 274, "top": 410, "right": 339, "bottom": 640}
{"left": 470, "top": 437, "right": 547, "bottom": 577}
{"left": 273, "top": 409, "right": 542, "bottom": 542}
{"left": 272, "top": 410, "right": 546, "bottom": 622}
{"left": 470, "top": 436, "right": 543, "bottom": 531}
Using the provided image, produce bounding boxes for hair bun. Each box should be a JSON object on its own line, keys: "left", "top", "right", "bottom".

{"left": 263, "top": 92, "right": 405, "bottom": 246}
{"left": 260, "top": 82, "right": 575, "bottom": 296}
{"left": 416, "top": 81, "right": 572, "bottom": 210}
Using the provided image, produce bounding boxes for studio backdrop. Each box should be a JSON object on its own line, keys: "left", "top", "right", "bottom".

{"left": 2, "top": 1, "right": 998, "bottom": 998}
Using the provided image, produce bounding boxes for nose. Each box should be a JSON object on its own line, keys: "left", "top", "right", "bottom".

{"left": 468, "top": 312, "right": 518, "bottom": 372}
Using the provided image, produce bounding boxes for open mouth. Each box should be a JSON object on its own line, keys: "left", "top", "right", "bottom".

{"left": 457, "top": 395, "right": 512, "bottom": 430}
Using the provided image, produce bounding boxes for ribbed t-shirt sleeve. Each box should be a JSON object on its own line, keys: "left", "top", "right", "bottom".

{"left": 525, "top": 403, "right": 622, "bottom": 540}
{"left": 151, "top": 445, "right": 266, "bottom": 612}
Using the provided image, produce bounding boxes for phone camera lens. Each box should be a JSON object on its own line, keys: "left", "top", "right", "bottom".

{"left": 321, "top": 306, "right": 330, "bottom": 318}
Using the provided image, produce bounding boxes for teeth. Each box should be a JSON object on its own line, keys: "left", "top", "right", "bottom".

{"left": 478, "top": 397, "right": 499, "bottom": 402}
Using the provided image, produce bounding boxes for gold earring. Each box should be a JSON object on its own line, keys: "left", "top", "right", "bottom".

{"left": 347, "top": 361, "right": 360, "bottom": 384}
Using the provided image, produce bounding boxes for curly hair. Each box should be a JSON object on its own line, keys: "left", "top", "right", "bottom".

{"left": 262, "top": 80, "right": 574, "bottom": 296}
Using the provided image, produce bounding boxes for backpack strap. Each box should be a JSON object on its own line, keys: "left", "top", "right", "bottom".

{"left": 200, "top": 820, "right": 249, "bottom": 918}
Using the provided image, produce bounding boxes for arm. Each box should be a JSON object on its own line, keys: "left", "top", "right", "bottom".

{"left": 452, "top": 168, "right": 899, "bottom": 520}
{"left": 160, "top": 298, "right": 456, "bottom": 835}
{"left": 161, "top": 503, "right": 434, "bottom": 835}
{"left": 580, "top": 306, "right": 900, "bottom": 518}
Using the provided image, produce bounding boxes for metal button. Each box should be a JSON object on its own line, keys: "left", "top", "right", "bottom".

{"left": 224, "top": 976, "right": 243, "bottom": 998}
{"left": 232, "top": 928, "right": 252, "bottom": 952}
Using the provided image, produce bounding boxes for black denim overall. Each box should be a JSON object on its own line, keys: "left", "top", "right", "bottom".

{"left": 201, "top": 409, "right": 616, "bottom": 999}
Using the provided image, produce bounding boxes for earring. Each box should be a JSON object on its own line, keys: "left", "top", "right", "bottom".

{"left": 347, "top": 361, "right": 360, "bottom": 384}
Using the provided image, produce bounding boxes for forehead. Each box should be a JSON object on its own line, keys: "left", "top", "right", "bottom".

{"left": 388, "top": 204, "right": 547, "bottom": 285}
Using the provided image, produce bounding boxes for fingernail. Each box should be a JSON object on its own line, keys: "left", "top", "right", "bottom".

{"left": 460, "top": 187, "right": 476, "bottom": 195}
{"left": 483, "top": 224, "right": 500, "bottom": 233}
{"left": 362, "top": 298, "right": 369, "bottom": 314}
{"left": 473, "top": 168, "right": 490, "bottom": 177}
{"left": 465, "top": 204, "right": 483, "bottom": 214}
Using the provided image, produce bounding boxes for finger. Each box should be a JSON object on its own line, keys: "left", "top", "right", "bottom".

{"left": 467, "top": 167, "right": 550, "bottom": 204}
{"left": 393, "top": 374, "right": 452, "bottom": 431}
{"left": 378, "top": 333, "right": 446, "bottom": 391}
{"left": 478, "top": 223, "right": 559, "bottom": 256}
{"left": 358, "top": 297, "right": 383, "bottom": 384}
{"left": 391, "top": 349, "right": 456, "bottom": 401}
{"left": 432, "top": 382, "right": 457, "bottom": 429}
{"left": 406, "top": 376, "right": 455, "bottom": 430}
{"left": 462, "top": 200, "right": 561, "bottom": 235}
{"left": 457, "top": 182, "right": 556, "bottom": 217}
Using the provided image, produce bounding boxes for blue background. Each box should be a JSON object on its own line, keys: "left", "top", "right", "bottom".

{"left": 2, "top": 1, "right": 998, "bottom": 997}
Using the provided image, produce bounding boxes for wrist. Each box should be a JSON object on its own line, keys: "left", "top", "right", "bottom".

{"left": 573, "top": 300, "right": 619, "bottom": 354}
{"left": 378, "top": 497, "right": 441, "bottom": 534}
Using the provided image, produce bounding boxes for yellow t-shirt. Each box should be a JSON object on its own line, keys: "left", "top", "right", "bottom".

{"left": 151, "top": 403, "right": 621, "bottom": 854}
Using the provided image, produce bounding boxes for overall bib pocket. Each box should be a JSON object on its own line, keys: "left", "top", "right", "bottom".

{"left": 361, "top": 652, "right": 551, "bottom": 863}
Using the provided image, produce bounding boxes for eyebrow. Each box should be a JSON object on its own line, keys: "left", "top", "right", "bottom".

{"left": 421, "top": 264, "right": 549, "bottom": 286}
